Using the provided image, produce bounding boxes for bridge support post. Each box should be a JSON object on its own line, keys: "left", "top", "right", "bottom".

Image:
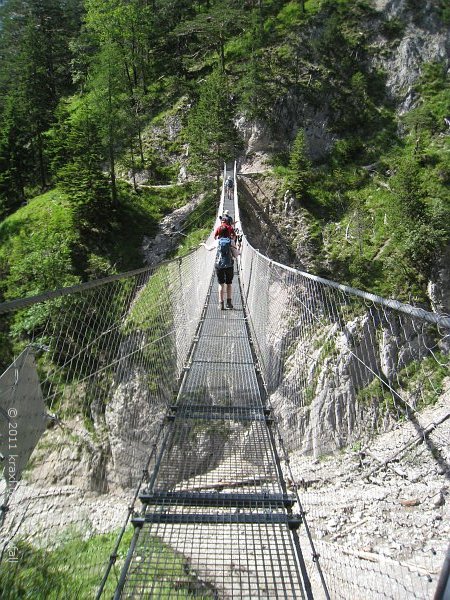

{"left": 113, "top": 521, "right": 143, "bottom": 600}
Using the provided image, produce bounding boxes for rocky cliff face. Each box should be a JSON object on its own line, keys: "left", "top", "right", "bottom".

{"left": 238, "top": 0, "right": 449, "bottom": 165}
{"left": 373, "top": 0, "right": 449, "bottom": 112}
{"left": 428, "top": 243, "right": 450, "bottom": 319}
{"left": 105, "top": 369, "right": 167, "bottom": 489}
{"left": 271, "top": 308, "right": 439, "bottom": 458}
{"left": 236, "top": 0, "right": 450, "bottom": 319}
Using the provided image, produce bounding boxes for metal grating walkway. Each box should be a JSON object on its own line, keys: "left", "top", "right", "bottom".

{"left": 116, "top": 181, "right": 309, "bottom": 598}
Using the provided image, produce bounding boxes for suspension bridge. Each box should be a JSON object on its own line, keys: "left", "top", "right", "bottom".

{"left": 0, "top": 165, "right": 449, "bottom": 599}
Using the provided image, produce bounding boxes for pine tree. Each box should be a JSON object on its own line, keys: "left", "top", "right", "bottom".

{"left": 187, "top": 70, "right": 241, "bottom": 188}
{"left": 0, "top": 0, "right": 81, "bottom": 196}
{"left": 387, "top": 155, "right": 444, "bottom": 290}
{"left": 289, "top": 128, "right": 311, "bottom": 202}
{"left": 173, "top": 2, "right": 249, "bottom": 72}
{"left": 391, "top": 156, "right": 427, "bottom": 224}
{"left": 0, "top": 88, "right": 32, "bottom": 217}
{"left": 84, "top": 0, "right": 154, "bottom": 204}
{"left": 49, "top": 97, "right": 112, "bottom": 228}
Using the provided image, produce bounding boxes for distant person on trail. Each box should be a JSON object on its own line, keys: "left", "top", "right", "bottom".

{"left": 215, "top": 224, "right": 240, "bottom": 311}
{"left": 225, "top": 176, "right": 234, "bottom": 201}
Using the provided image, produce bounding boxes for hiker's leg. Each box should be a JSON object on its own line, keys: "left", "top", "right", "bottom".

{"left": 226, "top": 283, "right": 233, "bottom": 309}
{"left": 218, "top": 283, "right": 225, "bottom": 302}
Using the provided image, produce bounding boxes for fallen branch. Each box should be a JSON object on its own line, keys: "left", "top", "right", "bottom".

{"left": 364, "top": 450, "right": 408, "bottom": 479}
{"left": 330, "top": 517, "right": 369, "bottom": 542}
{"left": 363, "top": 413, "right": 450, "bottom": 480}
{"left": 176, "top": 476, "right": 275, "bottom": 492}
{"left": 341, "top": 547, "right": 438, "bottom": 578}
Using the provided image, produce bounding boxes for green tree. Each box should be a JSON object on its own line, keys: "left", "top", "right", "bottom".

{"left": 0, "top": 88, "right": 32, "bottom": 217}
{"left": 83, "top": 43, "right": 131, "bottom": 206}
{"left": 391, "top": 157, "right": 427, "bottom": 224}
{"left": 0, "top": 0, "right": 81, "bottom": 196}
{"left": 187, "top": 70, "right": 240, "bottom": 188}
{"left": 173, "top": 2, "right": 249, "bottom": 72}
{"left": 238, "top": 51, "right": 272, "bottom": 120}
{"left": 84, "top": 0, "right": 158, "bottom": 203}
{"left": 49, "top": 97, "right": 112, "bottom": 229}
{"left": 288, "top": 128, "right": 311, "bottom": 202}
{"left": 386, "top": 155, "right": 445, "bottom": 294}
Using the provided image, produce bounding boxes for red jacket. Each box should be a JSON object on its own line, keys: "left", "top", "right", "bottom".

{"left": 214, "top": 223, "right": 235, "bottom": 239}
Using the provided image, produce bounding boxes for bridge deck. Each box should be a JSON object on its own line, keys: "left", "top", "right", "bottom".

{"left": 118, "top": 184, "right": 308, "bottom": 598}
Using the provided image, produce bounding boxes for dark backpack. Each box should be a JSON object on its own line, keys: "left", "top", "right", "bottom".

{"left": 215, "top": 237, "right": 233, "bottom": 269}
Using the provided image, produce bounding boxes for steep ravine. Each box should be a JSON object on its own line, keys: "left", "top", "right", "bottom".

{"left": 7, "top": 1, "right": 449, "bottom": 589}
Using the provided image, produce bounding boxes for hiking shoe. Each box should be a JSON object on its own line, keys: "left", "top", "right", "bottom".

{"left": 226, "top": 300, "right": 233, "bottom": 309}
{"left": 219, "top": 301, "right": 225, "bottom": 311}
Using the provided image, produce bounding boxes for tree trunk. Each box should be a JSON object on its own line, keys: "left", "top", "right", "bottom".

{"left": 138, "top": 122, "right": 144, "bottom": 163}
{"left": 108, "top": 70, "right": 118, "bottom": 207}
{"left": 216, "top": 149, "right": 221, "bottom": 194}
{"left": 109, "top": 133, "right": 118, "bottom": 206}
{"left": 219, "top": 33, "right": 225, "bottom": 72}
{"left": 37, "top": 132, "right": 46, "bottom": 190}
{"left": 130, "top": 143, "right": 137, "bottom": 191}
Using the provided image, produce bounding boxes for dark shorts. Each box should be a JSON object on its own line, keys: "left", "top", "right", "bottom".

{"left": 216, "top": 266, "right": 234, "bottom": 284}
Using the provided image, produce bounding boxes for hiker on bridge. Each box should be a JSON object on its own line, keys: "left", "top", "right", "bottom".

{"left": 215, "top": 222, "right": 240, "bottom": 311}
{"left": 222, "top": 209, "right": 234, "bottom": 227}
{"left": 225, "top": 176, "right": 234, "bottom": 201}
{"left": 214, "top": 215, "right": 235, "bottom": 240}
{"left": 216, "top": 212, "right": 243, "bottom": 251}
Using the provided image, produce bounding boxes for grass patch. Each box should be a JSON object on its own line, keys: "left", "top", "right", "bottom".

{"left": 357, "top": 352, "right": 447, "bottom": 416}
{"left": 125, "top": 265, "right": 174, "bottom": 334}
{"left": 0, "top": 182, "right": 199, "bottom": 302}
{"left": 357, "top": 376, "right": 392, "bottom": 410}
{"left": 130, "top": 535, "right": 216, "bottom": 598}
{"left": 0, "top": 527, "right": 215, "bottom": 599}
{"left": 0, "top": 190, "right": 80, "bottom": 301}
{"left": 123, "top": 263, "right": 177, "bottom": 394}
{"left": 398, "top": 353, "right": 448, "bottom": 410}
{"left": 0, "top": 528, "right": 133, "bottom": 599}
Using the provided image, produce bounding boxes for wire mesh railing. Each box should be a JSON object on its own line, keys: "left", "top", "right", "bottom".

{"left": 0, "top": 244, "right": 215, "bottom": 598}
{"left": 238, "top": 233, "right": 450, "bottom": 599}
{"left": 110, "top": 170, "right": 320, "bottom": 599}
{"left": 0, "top": 162, "right": 449, "bottom": 599}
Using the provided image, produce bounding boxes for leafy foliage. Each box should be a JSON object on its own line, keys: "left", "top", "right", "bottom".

{"left": 0, "top": 0, "right": 448, "bottom": 309}
{"left": 0, "top": 0, "right": 82, "bottom": 207}
{"left": 173, "top": 2, "right": 249, "bottom": 72}
{"left": 383, "top": 155, "right": 447, "bottom": 296}
{"left": 49, "top": 98, "right": 113, "bottom": 230}
{"left": 187, "top": 70, "right": 241, "bottom": 184}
